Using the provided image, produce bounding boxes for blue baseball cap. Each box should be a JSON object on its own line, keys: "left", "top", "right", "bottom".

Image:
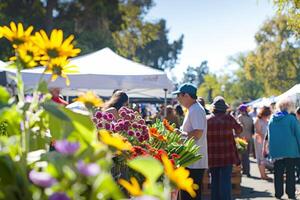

{"left": 172, "top": 83, "right": 197, "bottom": 97}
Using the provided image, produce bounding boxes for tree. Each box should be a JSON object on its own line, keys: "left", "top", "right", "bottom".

{"left": 135, "top": 19, "right": 183, "bottom": 70}
{"left": 273, "top": 0, "right": 300, "bottom": 34}
{"left": 0, "top": 0, "right": 183, "bottom": 71}
{"left": 244, "top": 15, "right": 300, "bottom": 95}
{"left": 197, "top": 73, "right": 221, "bottom": 103}
{"left": 112, "top": 0, "right": 183, "bottom": 70}
{"left": 226, "top": 53, "right": 264, "bottom": 102}
{"left": 182, "top": 61, "right": 209, "bottom": 87}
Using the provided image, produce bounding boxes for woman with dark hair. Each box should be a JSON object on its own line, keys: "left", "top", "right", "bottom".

{"left": 174, "top": 104, "right": 184, "bottom": 126}
{"left": 254, "top": 106, "right": 272, "bottom": 180}
{"left": 102, "top": 90, "right": 129, "bottom": 119}
{"left": 165, "top": 105, "right": 180, "bottom": 128}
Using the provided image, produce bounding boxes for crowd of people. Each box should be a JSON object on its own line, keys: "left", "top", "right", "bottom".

{"left": 50, "top": 83, "right": 300, "bottom": 200}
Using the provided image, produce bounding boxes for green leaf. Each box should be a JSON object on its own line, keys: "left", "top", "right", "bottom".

{"left": 0, "top": 86, "right": 10, "bottom": 106}
{"left": 42, "top": 102, "right": 70, "bottom": 121}
{"left": 92, "top": 173, "right": 124, "bottom": 200}
{"left": 0, "top": 106, "right": 22, "bottom": 136}
{"left": 62, "top": 108, "right": 96, "bottom": 143}
{"left": 37, "top": 80, "right": 48, "bottom": 94}
{"left": 127, "top": 157, "right": 163, "bottom": 183}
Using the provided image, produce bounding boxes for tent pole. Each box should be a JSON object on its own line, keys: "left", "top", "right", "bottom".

{"left": 164, "top": 89, "right": 167, "bottom": 118}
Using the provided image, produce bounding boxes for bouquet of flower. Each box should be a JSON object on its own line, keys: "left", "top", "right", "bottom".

{"left": 93, "top": 107, "right": 149, "bottom": 146}
{"left": 235, "top": 137, "right": 248, "bottom": 153}
{"left": 149, "top": 119, "right": 202, "bottom": 167}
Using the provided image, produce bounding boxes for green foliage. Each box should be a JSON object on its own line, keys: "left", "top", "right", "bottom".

{"left": 197, "top": 74, "right": 222, "bottom": 103}
{"left": 182, "top": 61, "right": 209, "bottom": 87}
{"left": 127, "top": 157, "right": 163, "bottom": 183}
{"left": 244, "top": 15, "right": 300, "bottom": 96}
{"left": 274, "top": 0, "right": 300, "bottom": 35}
{"left": 0, "top": 0, "right": 183, "bottom": 71}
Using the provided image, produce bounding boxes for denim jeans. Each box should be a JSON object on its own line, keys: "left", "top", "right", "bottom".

{"left": 273, "top": 158, "right": 296, "bottom": 199}
{"left": 210, "top": 165, "right": 232, "bottom": 200}
{"left": 179, "top": 168, "right": 205, "bottom": 200}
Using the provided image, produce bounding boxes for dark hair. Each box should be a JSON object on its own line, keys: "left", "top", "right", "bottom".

{"left": 175, "top": 104, "right": 184, "bottom": 116}
{"left": 103, "top": 91, "right": 129, "bottom": 111}
{"left": 257, "top": 106, "right": 271, "bottom": 119}
{"left": 296, "top": 107, "right": 300, "bottom": 115}
{"left": 197, "top": 97, "right": 205, "bottom": 107}
{"left": 189, "top": 93, "right": 197, "bottom": 100}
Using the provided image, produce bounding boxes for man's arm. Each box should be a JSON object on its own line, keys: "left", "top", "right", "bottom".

{"left": 187, "top": 129, "right": 203, "bottom": 140}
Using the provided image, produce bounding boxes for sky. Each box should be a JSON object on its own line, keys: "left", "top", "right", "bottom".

{"left": 146, "top": 0, "right": 277, "bottom": 81}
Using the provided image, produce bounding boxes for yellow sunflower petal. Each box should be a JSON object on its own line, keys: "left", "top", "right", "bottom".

{"left": 10, "top": 22, "right": 17, "bottom": 32}
{"left": 17, "top": 23, "right": 24, "bottom": 37}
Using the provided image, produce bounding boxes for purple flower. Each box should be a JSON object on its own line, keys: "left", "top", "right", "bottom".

{"left": 138, "top": 137, "right": 144, "bottom": 142}
{"left": 141, "top": 125, "right": 147, "bottom": 131}
{"left": 107, "top": 113, "right": 114, "bottom": 121}
{"left": 103, "top": 113, "right": 108, "bottom": 120}
{"left": 124, "top": 115, "right": 131, "bottom": 120}
{"left": 128, "top": 130, "right": 134, "bottom": 136}
{"left": 135, "top": 131, "right": 141, "bottom": 137}
{"left": 132, "top": 123, "right": 138, "bottom": 128}
{"left": 139, "top": 119, "right": 145, "bottom": 125}
{"left": 130, "top": 114, "right": 135, "bottom": 120}
{"left": 120, "top": 111, "right": 126, "bottom": 118}
{"left": 114, "top": 125, "right": 121, "bottom": 132}
{"left": 25, "top": 95, "right": 33, "bottom": 103}
{"left": 97, "top": 122, "right": 103, "bottom": 129}
{"left": 29, "top": 170, "right": 57, "bottom": 188}
{"left": 77, "top": 160, "right": 100, "bottom": 176}
{"left": 49, "top": 192, "right": 70, "bottom": 200}
{"left": 95, "top": 111, "right": 103, "bottom": 119}
{"left": 54, "top": 140, "right": 80, "bottom": 155}
{"left": 105, "top": 123, "right": 111, "bottom": 130}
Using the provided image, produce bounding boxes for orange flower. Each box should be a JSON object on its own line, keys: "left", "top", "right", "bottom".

{"left": 148, "top": 127, "right": 166, "bottom": 141}
{"left": 163, "top": 119, "right": 175, "bottom": 132}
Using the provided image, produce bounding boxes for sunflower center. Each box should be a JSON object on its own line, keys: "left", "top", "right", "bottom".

{"left": 47, "top": 48, "right": 59, "bottom": 58}
{"left": 53, "top": 66, "right": 62, "bottom": 75}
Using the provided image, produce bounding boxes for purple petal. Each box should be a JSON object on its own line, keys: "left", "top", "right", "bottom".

{"left": 54, "top": 140, "right": 80, "bottom": 155}
{"left": 49, "top": 192, "right": 70, "bottom": 200}
{"left": 29, "top": 170, "right": 56, "bottom": 188}
{"left": 77, "top": 160, "right": 100, "bottom": 176}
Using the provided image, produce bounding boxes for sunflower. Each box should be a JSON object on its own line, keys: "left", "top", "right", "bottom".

{"left": 10, "top": 41, "right": 41, "bottom": 69}
{"left": 99, "top": 130, "right": 132, "bottom": 151}
{"left": 118, "top": 177, "right": 143, "bottom": 196}
{"left": 74, "top": 91, "right": 103, "bottom": 108}
{"left": 161, "top": 154, "right": 198, "bottom": 197}
{"left": 44, "top": 58, "right": 78, "bottom": 86}
{"left": 1, "top": 22, "right": 33, "bottom": 48}
{"left": 33, "top": 29, "right": 80, "bottom": 61}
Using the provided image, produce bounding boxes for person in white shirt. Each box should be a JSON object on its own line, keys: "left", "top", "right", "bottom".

{"left": 172, "top": 83, "right": 208, "bottom": 200}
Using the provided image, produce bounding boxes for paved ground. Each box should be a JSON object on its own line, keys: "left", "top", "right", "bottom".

{"left": 204, "top": 158, "right": 300, "bottom": 200}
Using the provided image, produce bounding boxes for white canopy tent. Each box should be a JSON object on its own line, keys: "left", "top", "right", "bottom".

{"left": 0, "top": 48, "right": 174, "bottom": 100}
{"left": 275, "top": 84, "right": 300, "bottom": 107}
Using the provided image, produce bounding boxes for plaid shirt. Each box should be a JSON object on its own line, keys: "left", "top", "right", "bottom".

{"left": 207, "top": 113, "right": 242, "bottom": 168}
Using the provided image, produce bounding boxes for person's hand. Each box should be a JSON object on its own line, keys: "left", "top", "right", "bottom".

{"left": 174, "top": 128, "right": 181, "bottom": 134}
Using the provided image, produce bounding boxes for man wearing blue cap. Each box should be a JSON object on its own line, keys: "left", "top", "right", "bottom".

{"left": 172, "top": 83, "right": 208, "bottom": 200}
